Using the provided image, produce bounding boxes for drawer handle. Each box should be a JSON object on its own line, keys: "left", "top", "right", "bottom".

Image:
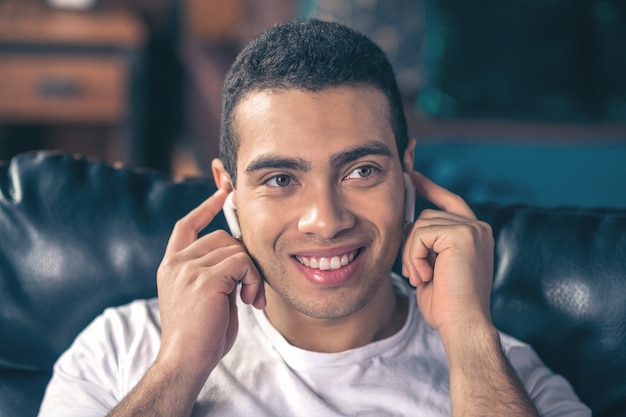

{"left": 36, "top": 77, "right": 82, "bottom": 98}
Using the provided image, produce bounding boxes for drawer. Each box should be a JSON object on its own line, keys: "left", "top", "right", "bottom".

{"left": 0, "top": 55, "right": 127, "bottom": 123}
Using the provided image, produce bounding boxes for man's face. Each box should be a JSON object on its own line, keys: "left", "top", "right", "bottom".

{"left": 232, "top": 86, "right": 405, "bottom": 320}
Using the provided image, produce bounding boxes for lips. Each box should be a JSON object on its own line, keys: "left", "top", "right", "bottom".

{"left": 295, "top": 250, "right": 358, "bottom": 271}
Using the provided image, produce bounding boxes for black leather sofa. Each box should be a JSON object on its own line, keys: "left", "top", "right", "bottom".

{"left": 1, "top": 151, "right": 625, "bottom": 417}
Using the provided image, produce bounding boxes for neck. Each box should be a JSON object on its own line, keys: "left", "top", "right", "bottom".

{"left": 263, "top": 279, "right": 408, "bottom": 353}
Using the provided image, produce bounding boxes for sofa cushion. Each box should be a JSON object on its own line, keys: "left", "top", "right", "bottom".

{"left": 0, "top": 151, "right": 225, "bottom": 416}
{"left": 476, "top": 202, "right": 626, "bottom": 417}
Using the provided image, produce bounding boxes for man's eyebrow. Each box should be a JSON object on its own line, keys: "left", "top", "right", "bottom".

{"left": 331, "top": 141, "right": 395, "bottom": 168}
{"left": 245, "top": 155, "right": 311, "bottom": 174}
{"left": 244, "top": 141, "right": 394, "bottom": 174}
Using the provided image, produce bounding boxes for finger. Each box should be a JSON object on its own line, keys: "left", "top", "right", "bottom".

{"left": 415, "top": 209, "right": 474, "bottom": 224}
{"left": 402, "top": 230, "right": 435, "bottom": 286}
{"left": 402, "top": 259, "right": 423, "bottom": 287}
{"left": 176, "top": 229, "right": 242, "bottom": 262}
{"left": 219, "top": 252, "right": 265, "bottom": 308}
{"left": 408, "top": 170, "right": 476, "bottom": 220}
{"left": 252, "top": 283, "right": 267, "bottom": 309}
{"left": 252, "top": 283, "right": 267, "bottom": 310}
{"left": 165, "top": 188, "right": 229, "bottom": 255}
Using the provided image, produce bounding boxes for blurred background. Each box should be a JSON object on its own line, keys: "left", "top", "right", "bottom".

{"left": 1, "top": 0, "right": 625, "bottom": 207}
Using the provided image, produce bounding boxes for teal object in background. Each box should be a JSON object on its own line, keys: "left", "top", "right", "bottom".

{"left": 301, "top": 0, "right": 626, "bottom": 122}
{"left": 414, "top": 140, "right": 626, "bottom": 208}
{"left": 420, "top": 0, "right": 626, "bottom": 122}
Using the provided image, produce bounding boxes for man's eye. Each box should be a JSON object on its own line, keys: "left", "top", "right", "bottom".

{"left": 266, "top": 175, "right": 292, "bottom": 187}
{"left": 345, "top": 166, "right": 376, "bottom": 179}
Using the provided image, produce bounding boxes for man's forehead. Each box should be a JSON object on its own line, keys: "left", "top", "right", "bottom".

{"left": 233, "top": 85, "right": 390, "bottom": 124}
{"left": 231, "top": 86, "right": 398, "bottom": 171}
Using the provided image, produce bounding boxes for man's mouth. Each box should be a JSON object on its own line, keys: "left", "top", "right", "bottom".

{"left": 294, "top": 249, "right": 359, "bottom": 271}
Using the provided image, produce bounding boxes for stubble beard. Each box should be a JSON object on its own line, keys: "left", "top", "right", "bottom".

{"left": 265, "top": 270, "right": 386, "bottom": 320}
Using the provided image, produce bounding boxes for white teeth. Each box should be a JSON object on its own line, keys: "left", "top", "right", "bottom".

{"left": 296, "top": 251, "right": 357, "bottom": 271}
{"left": 319, "top": 258, "right": 330, "bottom": 270}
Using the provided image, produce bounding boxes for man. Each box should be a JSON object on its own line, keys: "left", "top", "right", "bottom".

{"left": 39, "top": 19, "right": 590, "bottom": 416}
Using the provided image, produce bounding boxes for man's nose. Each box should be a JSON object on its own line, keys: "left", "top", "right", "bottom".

{"left": 297, "top": 188, "right": 355, "bottom": 238}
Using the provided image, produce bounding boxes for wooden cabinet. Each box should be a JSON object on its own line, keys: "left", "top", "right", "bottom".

{"left": 0, "top": 2, "right": 146, "bottom": 165}
{"left": 0, "top": 55, "right": 126, "bottom": 123}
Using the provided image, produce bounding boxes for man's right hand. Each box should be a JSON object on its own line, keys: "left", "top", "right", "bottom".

{"left": 155, "top": 187, "right": 265, "bottom": 391}
{"left": 108, "top": 188, "right": 265, "bottom": 417}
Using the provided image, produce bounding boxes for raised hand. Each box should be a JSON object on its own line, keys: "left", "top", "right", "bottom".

{"left": 401, "top": 170, "right": 542, "bottom": 416}
{"left": 156, "top": 188, "right": 265, "bottom": 385}
{"left": 108, "top": 188, "right": 265, "bottom": 416}
{"left": 401, "top": 170, "right": 494, "bottom": 335}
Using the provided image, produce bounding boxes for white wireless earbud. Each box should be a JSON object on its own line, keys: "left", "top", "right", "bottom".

{"left": 403, "top": 172, "right": 415, "bottom": 224}
{"left": 223, "top": 192, "right": 242, "bottom": 240}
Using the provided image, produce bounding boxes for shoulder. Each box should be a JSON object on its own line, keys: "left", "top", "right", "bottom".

{"left": 499, "top": 333, "right": 591, "bottom": 417}
{"left": 75, "top": 298, "right": 161, "bottom": 351}
{"left": 39, "top": 298, "right": 161, "bottom": 415}
{"left": 101, "top": 298, "right": 161, "bottom": 334}
{"left": 61, "top": 297, "right": 161, "bottom": 373}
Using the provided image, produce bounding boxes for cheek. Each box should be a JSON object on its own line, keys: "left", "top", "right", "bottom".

{"left": 352, "top": 186, "right": 405, "bottom": 238}
{"left": 373, "top": 182, "right": 405, "bottom": 219}
{"left": 238, "top": 200, "right": 289, "bottom": 248}
{"left": 382, "top": 195, "right": 405, "bottom": 235}
{"left": 379, "top": 190, "right": 406, "bottom": 263}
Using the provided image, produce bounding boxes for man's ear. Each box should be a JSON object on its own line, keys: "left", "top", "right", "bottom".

{"left": 403, "top": 138, "right": 417, "bottom": 173}
{"left": 211, "top": 159, "right": 234, "bottom": 192}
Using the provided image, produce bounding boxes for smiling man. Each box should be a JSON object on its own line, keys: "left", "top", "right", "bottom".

{"left": 229, "top": 86, "right": 406, "bottom": 352}
{"left": 39, "top": 19, "right": 590, "bottom": 417}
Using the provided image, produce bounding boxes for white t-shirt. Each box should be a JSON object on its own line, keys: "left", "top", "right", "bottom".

{"left": 38, "top": 275, "right": 591, "bottom": 416}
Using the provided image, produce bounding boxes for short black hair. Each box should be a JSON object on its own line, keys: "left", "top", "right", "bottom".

{"left": 220, "top": 18, "right": 408, "bottom": 185}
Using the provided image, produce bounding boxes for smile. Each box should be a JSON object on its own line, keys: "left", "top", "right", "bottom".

{"left": 295, "top": 250, "right": 359, "bottom": 271}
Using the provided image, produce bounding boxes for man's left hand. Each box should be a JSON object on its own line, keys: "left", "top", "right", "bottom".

{"left": 401, "top": 170, "right": 495, "bottom": 336}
